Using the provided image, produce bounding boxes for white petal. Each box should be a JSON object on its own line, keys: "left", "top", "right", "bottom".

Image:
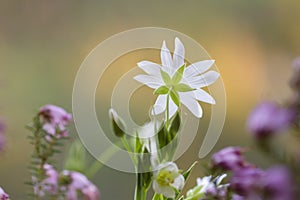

{"left": 152, "top": 95, "right": 178, "bottom": 119}
{"left": 193, "top": 89, "right": 216, "bottom": 104}
{"left": 171, "top": 174, "right": 185, "bottom": 190}
{"left": 179, "top": 93, "right": 203, "bottom": 118}
{"left": 153, "top": 181, "right": 175, "bottom": 198}
{"left": 134, "top": 75, "right": 163, "bottom": 89}
{"left": 137, "top": 61, "right": 161, "bottom": 76}
{"left": 184, "top": 60, "right": 215, "bottom": 78}
{"left": 173, "top": 37, "right": 185, "bottom": 69}
{"left": 188, "top": 71, "right": 220, "bottom": 88}
{"left": 161, "top": 41, "right": 173, "bottom": 69}
{"left": 152, "top": 95, "right": 167, "bottom": 115}
{"left": 160, "top": 162, "right": 179, "bottom": 172}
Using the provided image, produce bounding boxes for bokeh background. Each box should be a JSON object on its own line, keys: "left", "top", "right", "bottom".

{"left": 1, "top": 1, "right": 300, "bottom": 199}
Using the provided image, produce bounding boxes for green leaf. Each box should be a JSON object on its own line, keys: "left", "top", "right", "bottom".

{"left": 170, "top": 90, "right": 180, "bottom": 107}
{"left": 64, "top": 140, "right": 87, "bottom": 173}
{"left": 154, "top": 86, "right": 170, "bottom": 95}
{"left": 172, "top": 64, "right": 185, "bottom": 84}
{"left": 175, "top": 83, "right": 195, "bottom": 92}
{"left": 160, "top": 70, "right": 172, "bottom": 85}
{"left": 152, "top": 194, "right": 165, "bottom": 200}
{"left": 135, "top": 132, "right": 143, "bottom": 153}
{"left": 183, "top": 161, "right": 198, "bottom": 181}
{"left": 169, "top": 112, "right": 181, "bottom": 138}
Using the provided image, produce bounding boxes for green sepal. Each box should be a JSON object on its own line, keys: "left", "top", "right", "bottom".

{"left": 170, "top": 90, "right": 180, "bottom": 107}
{"left": 154, "top": 86, "right": 170, "bottom": 95}
{"left": 160, "top": 70, "right": 172, "bottom": 85}
{"left": 172, "top": 64, "right": 185, "bottom": 84}
{"left": 175, "top": 83, "right": 195, "bottom": 92}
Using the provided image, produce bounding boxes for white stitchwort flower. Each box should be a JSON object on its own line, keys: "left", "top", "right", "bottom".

{"left": 153, "top": 162, "right": 185, "bottom": 198}
{"left": 134, "top": 38, "right": 219, "bottom": 118}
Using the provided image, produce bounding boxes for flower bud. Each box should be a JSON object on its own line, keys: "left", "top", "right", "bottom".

{"left": 108, "top": 109, "right": 126, "bottom": 137}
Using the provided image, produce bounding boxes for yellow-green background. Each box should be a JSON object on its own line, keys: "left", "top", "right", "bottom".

{"left": 0, "top": 1, "right": 300, "bottom": 199}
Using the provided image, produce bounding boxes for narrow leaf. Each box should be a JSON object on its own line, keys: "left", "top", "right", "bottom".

{"left": 160, "top": 70, "right": 172, "bottom": 85}
{"left": 175, "top": 83, "right": 195, "bottom": 92}
{"left": 172, "top": 64, "right": 185, "bottom": 84}
{"left": 183, "top": 161, "right": 198, "bottom": 181}
{"left": 154, "top": 86, "right": 169, "bottom": 95}
{"left": 170, "top": 90, "right": 180, "bottom": 107}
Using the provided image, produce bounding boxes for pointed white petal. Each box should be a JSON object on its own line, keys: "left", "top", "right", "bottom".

{"left": 180, "top": 92, "right": 203, "bottom": 118}
{"left": 161, "top": 41, "right": 173, "bottom": 69}
{"left": 188, "top": 71, "right": 220, "bottom": 88}
{"left": 153, "top": 181, "right": 175, "bottom": 198}
{"left": 134, "top": 75, "right": 163, "bottom": 89}
{"left": 137, "top": 61, "right": 161, "bottom": 76}
{"left": 194, "top": 89, "right": 216, "bottom": 104}
{"left": 172, "top": 175, "right": 185, "bottom": 190}
{"left": 151, "top": 95, "right": 178, "bottom": 118}
{"left": 184, "top": 60, "right": 215, "bottom": 78}
{"left": 173, "top": 37, "right": 185, "bottom": 69}
{"left": 152, "top": 95, "right": 167, "bottom": 115}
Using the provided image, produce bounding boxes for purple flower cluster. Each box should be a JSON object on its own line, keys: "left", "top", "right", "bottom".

{"left": 34, "top": 164, "right": 100, "bottom": 200}
{"left": 212, "top": 147, "right": 249, "bottom": 171}
{"left": 0, "top": 187, "right": 9, "bottom": 200}
{"left": 247, "top": 102, "right": 295, "bottom": 139}
{"left": 33, "top": 164, "right": 58, "bottom": 196}
{"left": 62, "top": 171, "right": 100, "bottom": 200}
{"left": 211, "top": 147, "right": 295, "bottom": 199}
{"left": 39, "top": 105, "right": 72, "bottom": 140}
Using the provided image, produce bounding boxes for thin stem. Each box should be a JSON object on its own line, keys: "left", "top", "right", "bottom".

{"left": 165, "top": 94, "right": 170, "bottom": 129}
{"left": 86, "top": 142, "right": 121, "bottom": 178}
{"left": 134, "top": 171, "right": 147, "bottom": 200}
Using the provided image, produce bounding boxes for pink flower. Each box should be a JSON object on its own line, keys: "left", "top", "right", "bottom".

{"left": 33, "top": 164, "right": 58, "bottom": 197}
{"left": 212, "top": 147, "right": 248, "bottom": 171}
{"left": 62, "top": 171, "right": 100, "bottom": 200}
{"left": 247, "top": 102, "right": 295, "bottom": 139}
{"left": 0, "top": 187, "right": 9, "bottom": 200}
{"left": 39, "top": 105, "right": 72, "bottom": 139}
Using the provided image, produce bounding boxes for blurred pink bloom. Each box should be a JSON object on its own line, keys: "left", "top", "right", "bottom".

{"left": 0, "top": 187, "right": 9, "bottom": 200}
{"left": 62, "top": 171, "right": 100, "bottom": 200}
{"left": 212, "top": 146, "right": 248, "bottom": 171}
{"left": 39, "top": 105, "right": 72, "bottom": 139}
{"left": 247, "top": 102, "right": 295, "bottom": 139}
{"left": 33, "top": 164, "right": 58, "bottom": 197}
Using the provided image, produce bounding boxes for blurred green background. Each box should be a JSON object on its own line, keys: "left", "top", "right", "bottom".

{"left": 1, "top": 1, "right": 300, "bottom": 199}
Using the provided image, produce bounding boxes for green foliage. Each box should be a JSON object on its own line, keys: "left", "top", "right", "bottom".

{"left": 64, "top": 140, "right": 87, "bottom": 173}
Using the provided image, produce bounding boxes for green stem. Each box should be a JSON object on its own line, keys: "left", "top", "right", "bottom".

{"left": 134, "top": 172, "right": 147, "bottom": 200}
{"left": 165, "top": 94, "right": 170, "bottom": 129}
{"left": 86, "top": 141, "right": 121, "bottom": 178}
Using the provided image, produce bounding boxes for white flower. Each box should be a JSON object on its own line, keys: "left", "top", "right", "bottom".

{"left": 185, "top": 174, "right": 229, "bottom": 200}
{"left": 153, "top": 162, "right": 185, "bottom": 198}
{"left": 137, "top": 121, "right": 160, "bottom": 167}
{"left": 134, "top": 37, "right": 219, "bottom": 118}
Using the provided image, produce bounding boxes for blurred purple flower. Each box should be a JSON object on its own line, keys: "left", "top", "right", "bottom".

{"left": 263, "top": 166, "right": 294, "bottom": 200}
{"left": 0, "top": 187, "right": 9, "bottom": 200}
{"left": 247, "top": 102, "right": 295, "bottom": 139}
{"left": 212, "top": 147, "right": 248, "bottom": 171}
{"left": 39, "top": 105, "right": 72, "bottom": 140}
{"left": 62, "top": 171, "right": 100, "bottom": 200}
{"left": 33, "top": 164, "right": 58, "bottom": 197}
{"left": 230, "top": 167, "right": 264, "bottom": 197}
